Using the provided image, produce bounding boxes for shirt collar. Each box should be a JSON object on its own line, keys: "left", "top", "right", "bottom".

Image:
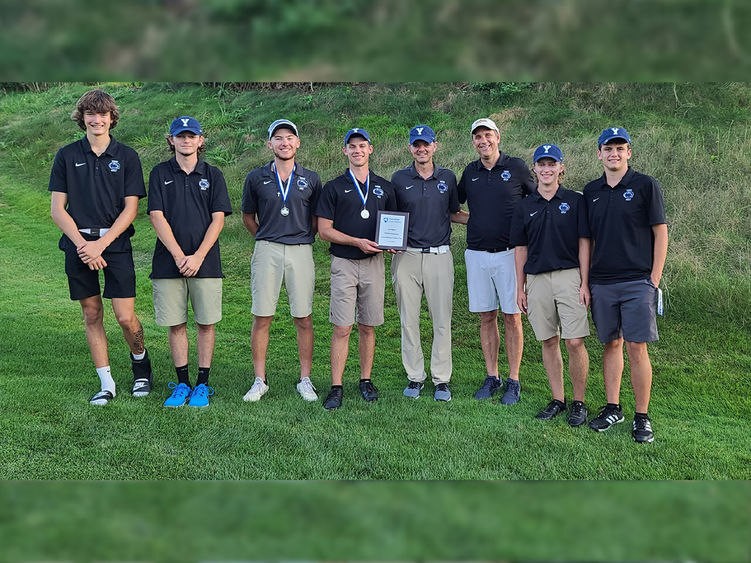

{"left": 474, "top": 150, "right": 508, "bottom": 171}
{"left": 598, "top": 166, "right": 635, "bottom": 188}
{"left": 168, "top": 156, "right": 207, "bottom": 175}
{"left": 408, "top": 162, "right": 440, "bottom": 180}
{"left": 532, "top": 185, "right": 564, "bottom": 202}
{"left": 82, "top": 135, "right": 118, "bottom": 157}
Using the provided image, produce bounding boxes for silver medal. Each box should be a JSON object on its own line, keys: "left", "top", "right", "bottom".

{"left": 281, "top": 206, "right": 290, "bottom": 217}
{"left": 360, "top": 209, "right": 370, "bottom": 219}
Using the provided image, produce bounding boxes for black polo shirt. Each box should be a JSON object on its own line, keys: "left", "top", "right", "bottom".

{"left": 583, "top": 167, "right": 667, "bottom": 284}
{"left": 147, "top": 158, "right": 233, "bottom": 279}
{"left": 391, "top": 163, "right": 460, "bottom": 248}
{"left": 510, "top": 186, "right": 590, "bottom": 275}
{"left": 316, "top": 169, "right": 397, "bottom": 260}
{"left": 241, "top": 161, "right": 322, "bottom": 244}
{"left": 48, "top": 136, "right": 146, "bottom": 252}
{"left": 458, "top": 152, "right": 535, "bottom": 251}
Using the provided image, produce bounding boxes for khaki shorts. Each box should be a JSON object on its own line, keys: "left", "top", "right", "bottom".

{"left": 251, "top": 241, "right": 315, "bottom": 318}
{"left": 330, "top": 254, "right": 385, "bottom": 327}
{"left": 153, "top": 277, "right": 223, "bottom": 326}
{"left": 526, "top": 268, "right": 589, "bottom": 341}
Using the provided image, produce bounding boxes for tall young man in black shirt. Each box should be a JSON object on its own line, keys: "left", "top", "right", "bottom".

{"left": 49, "top": 89, "right": 153, "bottom": 406}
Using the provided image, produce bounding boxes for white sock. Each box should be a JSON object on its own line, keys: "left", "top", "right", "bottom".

{"left": 96, "top": 366, "right": 116, "bottom": 395}
{"left": 132, "top": 350, "right": 146, "bottom": 361}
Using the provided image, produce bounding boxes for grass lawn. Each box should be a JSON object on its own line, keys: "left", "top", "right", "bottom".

{"left": 1, "top": 81, "right": 750, "bottom": 561}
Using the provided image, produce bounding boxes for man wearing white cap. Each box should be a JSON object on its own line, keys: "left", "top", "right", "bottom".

{"left": 241, "top": 119, "right": 323, "bottom": 403}
{"left": 391, "top": 124, "right": 467, "bottom": 401}
{"left": 458, "top": 117, "right": 536, "bottom": 405}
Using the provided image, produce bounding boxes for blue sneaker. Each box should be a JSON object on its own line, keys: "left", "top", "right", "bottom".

{"left": 188, "top": 383, "right": 214, "bottom": 408}
{"left": 500, "top": 378, "right": 521, "bottom": 405}
{"left": 163, "top": 382, "right": 191, "bottom": 407}
{"left": 434, "top": 383, "right": 452, "bottom": 402}
{"left": 474, "top": 376, "right": 501, "bottom": 399}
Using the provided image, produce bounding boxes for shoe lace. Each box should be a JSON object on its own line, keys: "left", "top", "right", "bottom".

{"left": 408, "top": 381, "right": 422, "bottom": 389}
{"left": 436, "top": 383, "right": 449, "bottom": 392}
{"left": 300, "top": 379, "right": 316, "bottom": 393}
{"left": 168, "top": 382, "right": 190, "bottom": 398}
{"left": 571, "top": 402, "right": 583, "bottom": 415}
{"left": 193, "top": 385, "right": 214, "bottom": 398}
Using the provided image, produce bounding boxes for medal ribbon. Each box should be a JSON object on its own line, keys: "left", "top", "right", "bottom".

{"left": 348, "top": 169, "right": 369, "bottom": 210}
{"left": 274, "top": 163, "right": 295, "bottom": 209}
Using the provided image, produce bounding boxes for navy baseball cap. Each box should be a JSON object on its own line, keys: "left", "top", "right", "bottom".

{"left": 409, "top": 124, "right": 435, "bottom": 144}
{"left": 268, "top": 119, "right": 299, "bottom": 140}
{"left": 344, "top": 127, "right": 371, "bottom": 145}
{"left": 598, "top": 126, "right": 631, "bottom": 146}
{"left": 533, "top": 143, "right": 564, "bottom": 163}
{"left": 170, "top": 116, "right": 202, "bottom": 136}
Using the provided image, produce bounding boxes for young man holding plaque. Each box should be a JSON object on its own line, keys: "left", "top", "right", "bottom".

{"left": 241, "top": 119, "right": 323, "bottom": 403}
{"left": 458, "top": 117, "right": 536, "bottom": 405}
{"left": 316, "top": 128, "right": 397, "bottom": 410}
{"left": 390, "top": 124, "right": 467, "bottom": 401}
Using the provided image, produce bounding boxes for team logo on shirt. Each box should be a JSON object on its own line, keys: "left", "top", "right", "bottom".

{"left": 199, "top": 179, "right": 210, "bottom": 190}
{"left": 373, "top": 186, "right": 384, "bottom": 197}
{"left": 501, "top": 170, "right": 511, "bottom": 182}
{"left": 437, "top": 180, "right": 448, "bottom": 194}
{"left": 623, "top": 188, "right": 634, "bottom": 201}
{"left": 108, "top": 160, "right": 120, "bottom": 172}
{"left": 297, "top": 177, "right": 309, "bottom": 189}
{"left": 559, "top": 202, "right": 570, "bottom": 214}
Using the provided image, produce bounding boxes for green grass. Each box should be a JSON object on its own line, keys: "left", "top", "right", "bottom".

{"left": 0, "top": 82, "right": 750, "bottom": 483}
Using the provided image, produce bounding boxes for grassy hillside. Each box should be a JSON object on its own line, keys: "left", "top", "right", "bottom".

{"left": 0, "top": 82, "right": 749, "bottom": 483}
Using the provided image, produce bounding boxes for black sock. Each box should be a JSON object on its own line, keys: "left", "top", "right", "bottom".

{"left": 360, "top": 378, "right": 371, "bottom": 383}
{"left": 634, "top": 412, "right": 649, "bottom": 420}
{"left": 607, "top": 402, "right": 621, "bottom": 409}
{"left": 331, "top": 385, "right": 343, "bottom": 390}
{"left": 175, "top": 364, "right": 190, "bottom": 385}
{"left": 197, "top": 367, "right": 210, "bottom": 386}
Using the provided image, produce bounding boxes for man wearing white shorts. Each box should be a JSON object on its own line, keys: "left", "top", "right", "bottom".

{"left": 511, "top": 144, "right": 591, "bottom": 427}
{"left": 149, "top": 116, "right": 232, "bottom": 408}
{"left": 241, "top": 119, "right": 322, "bottom": 402}
{"left": 316, "top": 128, "right": 397, "bottom": 410}
{"left": 458, "top": 117, "right": 536, "bottom": 404}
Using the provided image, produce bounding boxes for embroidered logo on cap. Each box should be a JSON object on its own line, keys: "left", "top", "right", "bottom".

{"left": 181, "top": 118, "right": 190, "bottom": 127}
{"left": 543, "top": 145, "right": 552, "bottom": 153}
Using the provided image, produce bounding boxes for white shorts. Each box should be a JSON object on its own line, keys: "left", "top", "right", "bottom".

{"left": 465, "top": 248, "right": 520, "bottom": 314}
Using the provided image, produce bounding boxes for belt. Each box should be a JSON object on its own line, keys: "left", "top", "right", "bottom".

{"left": 478, "top": 247, "right": 512, "bottom": 253}
{"left": 406, "top": 245, "right": 450, "bottom": 255}
{"left": 79, "top": 228, "right": 110, "bottom": 237}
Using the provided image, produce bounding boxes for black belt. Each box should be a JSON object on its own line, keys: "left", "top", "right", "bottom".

{"left": 472, "top": 247, "right": 512, "bottom": 253}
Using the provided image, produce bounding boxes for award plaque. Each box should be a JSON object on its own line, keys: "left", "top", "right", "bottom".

{"left": 375, "top": 210, "right": 409, "bottom": 251}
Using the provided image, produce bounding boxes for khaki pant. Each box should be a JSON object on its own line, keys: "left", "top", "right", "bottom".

{"left": 391, "top": 250, "right": 454, "bottom": 384}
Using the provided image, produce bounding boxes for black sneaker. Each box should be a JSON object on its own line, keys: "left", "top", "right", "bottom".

{"left": 474, "top": 376, "right": 501, "bottom": 399}
{"left": 359, "top": 379, "right": 379, "bottom": 402}
{"left": 567, "top": 400, "right": 588, "bottom": 427}
{"left": 323, "top": 387, "right": 343, "bottom": 410}
{"left": 589, "top": 404, "right": 625, "bottom": 432}
{"left": 131, "top": 349, "right": 154, "bottom": 397}
{"left": 535, "top": 399, "right": 566, "bottom": 420}
{"left": 632, "top": 416, "right": 655, "bottom": 443}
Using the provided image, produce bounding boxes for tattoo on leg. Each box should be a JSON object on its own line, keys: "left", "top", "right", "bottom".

{"left": 132, "top": 324, "right": 145, "bottom": 354}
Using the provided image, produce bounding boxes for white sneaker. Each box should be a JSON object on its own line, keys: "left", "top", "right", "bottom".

{"left": 243, "top": 377, "right": 269, "bottom": 402}
{"left": 296, "top": 377, "right": 318, "bottom": 401}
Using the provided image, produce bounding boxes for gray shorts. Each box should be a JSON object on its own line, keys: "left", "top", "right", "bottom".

{"left": 590, "top": 279, "right": 658, "bottom": 343}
